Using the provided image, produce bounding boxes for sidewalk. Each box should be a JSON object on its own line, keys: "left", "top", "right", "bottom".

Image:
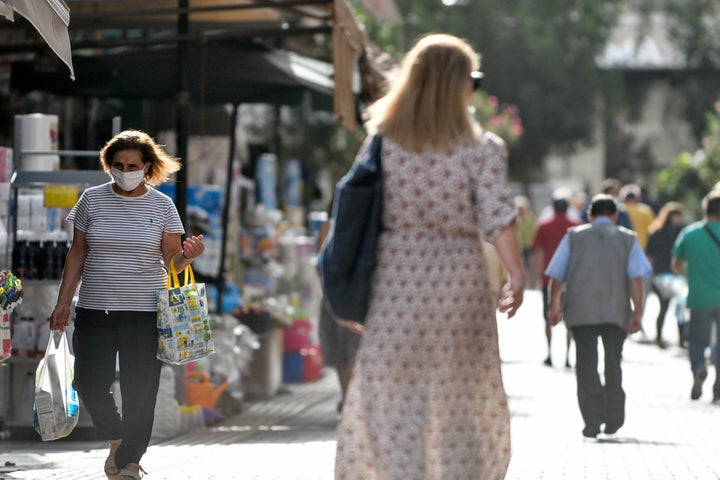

{"left": 2, "top": 290, "right": 720, "bottom": 479}
{"left": 501, "top": 290, "right": 720, "bottom": 480}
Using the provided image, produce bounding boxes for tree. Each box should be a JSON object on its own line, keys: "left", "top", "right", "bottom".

{"left": 655, "top": 101, "right": 720, "bottom": 217}
{"left": 366, "top": 0, "right": 624, "bottom": 182}
{"left": 658, "top": 0, "right": 720, "bottom": 140}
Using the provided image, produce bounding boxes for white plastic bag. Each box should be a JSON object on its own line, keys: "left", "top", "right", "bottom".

{"left": 33, "top": 331, "right": 80, "bottom": 441}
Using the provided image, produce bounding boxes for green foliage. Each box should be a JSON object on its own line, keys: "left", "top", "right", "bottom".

{"left": 279, "top": 97, "right": 365, "bottom": 183}
{"left": 357, "top": 1, "right": 720, "bottom": 184}
{"left": 662, "top": 0, "right": 720, "bottom": 68}
{"left": 656, "top": 101, "right": 720, "bottom": 217}
{"left": 366, "top": 0, "right": 624, "bottom": 181}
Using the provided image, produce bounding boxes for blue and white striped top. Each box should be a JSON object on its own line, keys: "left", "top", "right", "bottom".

{"left": 67, "top": 182, "right": 184, "bottom": 312}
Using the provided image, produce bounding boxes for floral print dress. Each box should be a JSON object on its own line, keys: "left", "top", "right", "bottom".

{"left": 334, "top": 132, "right": 517, "bottom": 480}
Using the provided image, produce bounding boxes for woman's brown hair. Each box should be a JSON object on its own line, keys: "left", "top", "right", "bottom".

{"left": 100, "top": 130, "right": 181, "bottom": 186}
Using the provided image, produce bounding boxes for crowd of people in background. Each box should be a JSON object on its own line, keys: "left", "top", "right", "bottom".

{"left": 520, "top": 178, "right": 720, "bottom": 411}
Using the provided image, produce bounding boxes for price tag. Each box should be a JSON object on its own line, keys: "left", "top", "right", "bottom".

{"left": 44, "top": 185, "right": 79, "bottom": 208}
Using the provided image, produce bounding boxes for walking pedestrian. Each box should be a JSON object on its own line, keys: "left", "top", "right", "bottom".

{"left": 49, "top": 130, "right": 205, "bottom": 480}
{"left": 581, "top": 178, "right": 634, "bottom": 230}
{"left": 546, "top": 194, "right": 652, "bottom": 438}
{"left": 334, "top": 33, "right": 526, "bottom": 480}
{"left": 531, "top": 192, "right": 580, "bottom": 367}
{"left": 516, "top": 195, "right": 536, "bottom": 275}
{"left": 646, "top": 201, "right": 687, "bottom": 348}
{"left": 620, "top": 184, "right": 655, "bottom": 251}
{"left": 672, "top": 190, "right": 720, "bottom": 402}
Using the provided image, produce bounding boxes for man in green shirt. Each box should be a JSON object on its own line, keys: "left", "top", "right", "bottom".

{"left": 672, "top": 190, "right": 720, "bottom": 402}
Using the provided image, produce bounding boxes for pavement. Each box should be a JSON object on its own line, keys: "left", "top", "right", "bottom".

{"left": 2, "top": 289, "right": 720, "bottom": 479}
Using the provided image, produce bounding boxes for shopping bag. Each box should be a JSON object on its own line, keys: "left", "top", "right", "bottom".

{"left": 157, "top": 259, "right": 214, "bottom": 365}
{"left": 319, "top": 135, "right": 383, "bottom": 323}
{"left": 33, "top": 331, "right": 80, "bottom": 441}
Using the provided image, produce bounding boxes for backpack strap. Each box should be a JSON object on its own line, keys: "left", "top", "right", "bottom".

{"left": 704, "top": 224, "right": 720, "bottom": 250}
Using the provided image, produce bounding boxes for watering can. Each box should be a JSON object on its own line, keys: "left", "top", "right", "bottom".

{"left": 185, "top": 371, "right": 230, "bottom": 411}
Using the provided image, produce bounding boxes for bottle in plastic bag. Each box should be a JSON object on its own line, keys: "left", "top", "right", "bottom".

{"left": 33, "top": 332, "right": 80, "bottom": 441}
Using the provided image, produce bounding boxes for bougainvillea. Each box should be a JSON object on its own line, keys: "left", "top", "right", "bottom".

{"left": 471, "top": 92, "right": 523, "bottom": 145}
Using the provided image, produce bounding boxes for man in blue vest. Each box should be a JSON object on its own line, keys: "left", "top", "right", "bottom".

{"left": 672, "top": 190, "right": 720, "bottom": 403}
{"left": 546, "top": 194, "right": 652, "bottom": 438}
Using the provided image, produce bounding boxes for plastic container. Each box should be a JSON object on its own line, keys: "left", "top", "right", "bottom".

{"left": 301, "top": 345, "right": 323, "bottom": 382}
{"left": 283, "top": 319, "right": 311, "bottom": 352}
{"left": 185, "top": 371, "right": 229, "bottom": 411}
{"left": 12, "top": 317, "right": 35, "bottom": 357}
{"left": 283, "top": 352, "right": 304, "bottom": 383}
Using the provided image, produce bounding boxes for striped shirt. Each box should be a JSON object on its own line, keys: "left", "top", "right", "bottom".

{"left": 67, "top": 183, "right": 184, "bottom": 311}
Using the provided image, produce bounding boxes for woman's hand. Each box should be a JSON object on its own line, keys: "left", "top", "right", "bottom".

{"left": 336, "top": 318, "right": 364, "bottom": 334}
{"left": 50, "top": 304, "right": 70, "bottom": 331}
{"left": 182, "top": 234, "right": 205, "bottom": 260}
{"left": 497, "top": 275, "right": 525, "bottom": 318}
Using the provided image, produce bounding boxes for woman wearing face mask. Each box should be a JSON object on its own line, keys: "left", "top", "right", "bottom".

{"left": 50, "top": 130, "right": 205, "bottom": 480}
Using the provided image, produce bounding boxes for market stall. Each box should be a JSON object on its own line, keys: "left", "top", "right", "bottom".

{"left": 0, "top": 0, "right": 391, "bottom": 436}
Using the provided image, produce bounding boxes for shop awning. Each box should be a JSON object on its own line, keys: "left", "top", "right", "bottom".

{"left": 0, "top": 0, "right": 75, "bottom": 79}
{"left": 11, "top": 40, "right": 337, "bottom": 106}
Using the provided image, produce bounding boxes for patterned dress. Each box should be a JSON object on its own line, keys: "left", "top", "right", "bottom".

{"left": 334, "top": 132, "right": 517, "bottom": 480}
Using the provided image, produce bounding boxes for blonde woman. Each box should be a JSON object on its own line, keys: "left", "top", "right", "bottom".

{"left": 334, "top": 34, "right": 525, "bottom": 480}
{"left": 50, "top": 130, "right": 205, "bottom": 480}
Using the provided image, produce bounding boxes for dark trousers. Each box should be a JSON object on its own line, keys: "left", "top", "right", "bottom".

{"left": 571, "top": 324, "right": 627, "bottom": 430}
{"left": 652, "top": 283, "right": 671, "bottom": 340}
{"left": 73, "top": 308, "right": 162, "bottom": 469}
{"left": 688, "top": 307, "right": 720, "bottom": 396}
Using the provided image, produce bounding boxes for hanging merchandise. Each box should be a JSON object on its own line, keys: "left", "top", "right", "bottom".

{"left": 33, "top": 331, "right": 80, "bottom": 441}
{"left": 0, "top": 313, "right": 10, "bottom": 361}
{"left": 157, "top": 260, "right": 215, "bottom": 365}
{"left": 0, "top": 269, "right": 23, "bottom": 313}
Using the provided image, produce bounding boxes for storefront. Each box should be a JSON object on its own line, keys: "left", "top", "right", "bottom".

{"left": 0, "top": 0, "right": 391, "bottom": 436}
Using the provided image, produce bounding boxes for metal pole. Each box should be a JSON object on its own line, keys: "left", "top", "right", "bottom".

{"left": 175, "top": 0, "right": 190, "bottom": 231}
{"left": 216, "top": 104, "right": 239, "bottom": 314}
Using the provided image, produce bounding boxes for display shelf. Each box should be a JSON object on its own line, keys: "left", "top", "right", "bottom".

{"left": 2, "top": 356, "right": 41, "bottom": 365}
{"left": 2, "top": 170, "right": 108, "bottom": 429}
{"left": 0, "top": 355, "right": 94, "bottom": 430}
{"left": 10, "top": 170, "right": 108, "bottom": 189}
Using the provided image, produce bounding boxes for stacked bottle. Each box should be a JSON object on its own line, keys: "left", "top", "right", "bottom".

{"left": 13, "top": 240, "right": 68, "bottom": 280}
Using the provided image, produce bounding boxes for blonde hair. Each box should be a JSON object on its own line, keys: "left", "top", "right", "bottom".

{"left": 365, "top": 33, "right": 480, "bottom": 152}
{"left": 100, "top": 130, "right": 181, "bottom": 186}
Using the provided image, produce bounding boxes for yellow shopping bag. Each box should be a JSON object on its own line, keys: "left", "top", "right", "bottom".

{"left": 156, "top": 259, "right": 214, "bottom": 365}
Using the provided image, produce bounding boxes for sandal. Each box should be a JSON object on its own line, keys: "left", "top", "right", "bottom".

{"left": 105, "top": 439, "right": 122, "bottom": 479}
{"left": 118, "top": 463, "right": 147, "bottom": 480}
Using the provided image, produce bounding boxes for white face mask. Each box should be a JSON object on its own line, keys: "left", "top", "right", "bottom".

{"left": 111, "top": 167, "right": 146, "bottom": 192}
